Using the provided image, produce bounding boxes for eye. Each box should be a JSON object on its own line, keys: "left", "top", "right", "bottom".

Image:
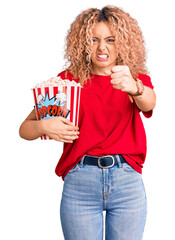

{"left": 107, "top": 38, "right": 115, "bottom": 43}
{"left": 92, "top": 38, "right": 99, "bottom": 43}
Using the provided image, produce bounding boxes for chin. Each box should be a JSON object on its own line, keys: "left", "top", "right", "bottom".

{"left": 94, "top": 61, "right": 110, "bottom": 68}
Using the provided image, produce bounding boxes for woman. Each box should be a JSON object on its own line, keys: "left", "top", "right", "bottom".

{"left": 19, "top": 6, "right": 156, "bottom": 240}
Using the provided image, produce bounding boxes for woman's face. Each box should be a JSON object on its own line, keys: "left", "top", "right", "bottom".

{"left": 91, "top": 22, "right": 117, "bottom": 75}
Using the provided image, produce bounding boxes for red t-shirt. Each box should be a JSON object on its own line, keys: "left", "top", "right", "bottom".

{"left": 55, "top": 71, "right": 154, "bottom": 180}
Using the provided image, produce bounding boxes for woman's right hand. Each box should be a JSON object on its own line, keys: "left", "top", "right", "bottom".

{"left": 37, "top": 116, "right": 80, "bottom": 143}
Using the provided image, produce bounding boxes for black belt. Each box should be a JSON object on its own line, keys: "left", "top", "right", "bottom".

{"left": 83, "top": 155, "right": 126, "bottom": 169}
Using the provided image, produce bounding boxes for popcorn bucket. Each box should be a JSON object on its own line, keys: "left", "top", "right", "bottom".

{"left": 32, "top": 83, "right": 81, "bottom": 140}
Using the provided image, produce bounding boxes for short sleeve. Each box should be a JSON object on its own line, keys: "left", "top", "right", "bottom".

{"left": 57, "top": 71, "right": 75, "bottom": 81}
{"left": 137, "top": 74, "right": 154, "bottom": 89}
{"left": 57, "top": 71, "right": 66, "bottom": 79}
{"left": 136, "top": 74, "right": 154, "bottom": 118}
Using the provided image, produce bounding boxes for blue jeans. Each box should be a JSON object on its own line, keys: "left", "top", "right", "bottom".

{"left": 60, "top": 155, "right": 147, "bottom": 240}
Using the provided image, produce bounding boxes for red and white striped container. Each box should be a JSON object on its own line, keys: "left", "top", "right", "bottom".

{"left": 32, "top": 84, "right": 81, "bottom": 140}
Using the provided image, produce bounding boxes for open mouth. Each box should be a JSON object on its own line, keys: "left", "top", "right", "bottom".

{"left": 97, "top": 54, "right": 109, "bottom": 61}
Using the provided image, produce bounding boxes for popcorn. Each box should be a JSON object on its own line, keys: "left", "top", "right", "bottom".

{"left": 33, "top": 76, "right": 81, "bottom": 88}
{"left": 32, "top": 76, "right": 81, "bottom": 140}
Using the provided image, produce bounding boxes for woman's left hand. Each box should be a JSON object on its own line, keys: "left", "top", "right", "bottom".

{"left": 105, "top": 65, "right": 137, "bottom": 96}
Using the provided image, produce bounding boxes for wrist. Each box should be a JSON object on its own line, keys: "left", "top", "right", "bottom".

{"left": 129, "top": 78, "right": 144, "bottom": 96}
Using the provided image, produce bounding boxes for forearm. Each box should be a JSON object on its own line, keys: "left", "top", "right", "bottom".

{"left": 19, "top": 109, "right": 80, "bottom": 142}
{"left": 133, "top": 86, "right": 156, "bottom": 112}
{"left": 19, "top": 109, "right": 43, "bottom": 140}
{"left": 19, "top": 119, "right": 42, "bottom": 140}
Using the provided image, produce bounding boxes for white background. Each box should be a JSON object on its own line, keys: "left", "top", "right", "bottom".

{"left": 1, "top": 0, "right": 174, "bottom": 239}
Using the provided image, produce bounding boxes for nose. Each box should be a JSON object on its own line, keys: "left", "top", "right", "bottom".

{"left": 98, "top": 40, "right": 106, "bottom": 51}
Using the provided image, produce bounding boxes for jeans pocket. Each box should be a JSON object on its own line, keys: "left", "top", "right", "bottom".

{"left": 122, "top": 162, "right": 137, "bottom": 173}
{"left": 67, "top": 162, "right": 81, "bottom": 175}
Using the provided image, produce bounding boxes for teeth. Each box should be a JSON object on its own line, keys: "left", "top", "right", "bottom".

{"left": 97, "top": 55, "right": 108, "bottom": 58}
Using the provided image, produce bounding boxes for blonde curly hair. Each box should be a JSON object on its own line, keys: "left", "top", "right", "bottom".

{"left": 64, "top": 6, "right": 148, "bottom": 86}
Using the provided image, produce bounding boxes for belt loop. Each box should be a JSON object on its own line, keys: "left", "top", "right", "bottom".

{"left": 79, "top": 155, "right": 85, "bottom": 165}
{"left": 115, "top": 155, "right": 122, "bottom": 168}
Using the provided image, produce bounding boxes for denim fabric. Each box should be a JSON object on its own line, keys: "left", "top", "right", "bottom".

{"left": 60, "top": 155, "right": 147, "bottom": 240}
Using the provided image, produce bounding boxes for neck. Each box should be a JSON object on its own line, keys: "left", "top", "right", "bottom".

{"left": 91, "top": 68, "right": 107, "bottom": 76}
{"left": 91, "top": 65, "right": 115, "bottom": 76}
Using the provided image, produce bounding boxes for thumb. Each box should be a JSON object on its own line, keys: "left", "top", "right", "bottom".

{"left": 104, "top": 69, "right": 112, "bottom": 76}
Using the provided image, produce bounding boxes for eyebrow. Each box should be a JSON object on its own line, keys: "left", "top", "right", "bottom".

{"left": 92, "top": 36, "right": 115, "bottom": 39}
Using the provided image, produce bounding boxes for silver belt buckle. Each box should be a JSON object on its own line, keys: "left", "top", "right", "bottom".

{"left": 98, "top": 155, "right": 115, "bottom": 169}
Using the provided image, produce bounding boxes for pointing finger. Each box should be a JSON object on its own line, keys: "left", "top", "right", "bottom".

{"left": 59, "top": 116, "right": 74, "bottom": 125}
{"left": 66, "top": 125, "right": 79, "bottom": 131}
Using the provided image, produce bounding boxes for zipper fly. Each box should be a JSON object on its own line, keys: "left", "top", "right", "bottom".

{"left": 102, "top": 168, "right": 113, "bottom": 200}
